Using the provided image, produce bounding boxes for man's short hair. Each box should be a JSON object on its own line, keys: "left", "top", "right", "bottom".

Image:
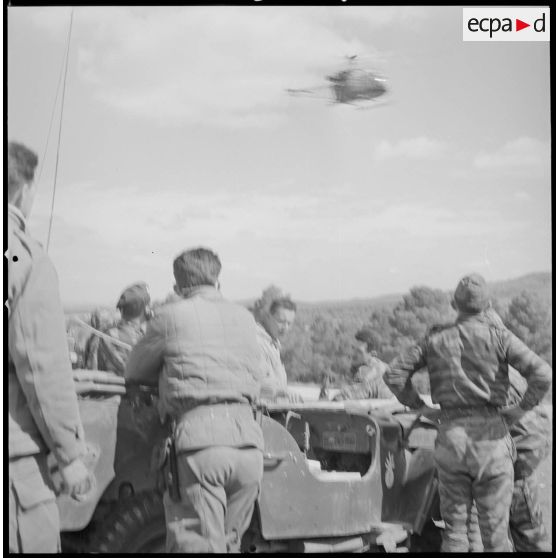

{"left": 269, "top": 297, "right": 297, "bottom": 315}
{"left": 355, "top": 326, "right": 380, "bottom": 353}
{"left": 173, "top": 248, "right": 221, "bottom": 289}
{"left": 117, "top": 282, "right": 151, "bottom": 321}
{"left": 8, "top": 142, "right": 38, "bottom": 200}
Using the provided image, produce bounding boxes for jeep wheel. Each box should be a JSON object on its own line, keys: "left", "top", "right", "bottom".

{"left": 90, "top": 491, "right": 166, "bottom": 553}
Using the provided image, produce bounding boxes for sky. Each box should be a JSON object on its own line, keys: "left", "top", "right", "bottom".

{"left": 7, "top": 6, "right": 552, "bottom": 308}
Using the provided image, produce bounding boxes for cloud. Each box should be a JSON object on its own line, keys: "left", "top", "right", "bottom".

{"left": 27, "top": 178, "right": 372, "bottom": 302}
{"left": 27, "top": 177, "right": 543, "bottom": 305}
{"left": 513, "top": 191, "right": 532, "bottom": 201}
{"left": 373, "top": 136, "right": 448, "bottom": 161}
{"left": 341, "top": 203, "right": 528, "bottom": 239}
{"left": 21, "top": 6, "right": 74, "bottom": 35}
{"left": 24, "top": 7, "right": 358, "bottom": 127}
{"left": 338, "top": 6, "right": 430, "bottom": 27}
{"left": 26, "top": 6, "right": 429, "bottom": 41}
{"left": 22, "top": 6, "right": 429, "bottom": 128}
{"left": 473, "top": 137, "right": 550, "bottom": 170}
{"left": 33, "top": 179, "right": 527, "bottom": 266}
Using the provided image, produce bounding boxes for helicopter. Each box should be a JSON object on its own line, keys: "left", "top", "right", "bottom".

{"left": 287, "top": 55, "right": 389, "bottom": 107}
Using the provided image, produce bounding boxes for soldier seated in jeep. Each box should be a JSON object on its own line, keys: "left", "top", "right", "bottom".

{"left": 334, "top": 327, "right": 394, "bottom": 401}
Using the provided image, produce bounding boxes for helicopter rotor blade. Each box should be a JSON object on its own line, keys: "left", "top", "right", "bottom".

{"left": 353, "top": 97, "right": 393, "bottom": 110}
{"left": 286, "top": 85, "right": 333, "bottom": 102}
{"left": 286, "top": 88, "right": 315, "bottom": 95}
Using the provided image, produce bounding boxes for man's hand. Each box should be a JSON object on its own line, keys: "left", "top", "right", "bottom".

{"left": 500, "top": 405, "right": 526, "bottom": 427}
{"left": 59, "top": 458, "right": 95, "bottom": 501}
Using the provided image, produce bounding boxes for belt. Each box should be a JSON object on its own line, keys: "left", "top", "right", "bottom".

{"left": 176, "top": 401, "right": 252, "bottom": 421}
{"left": 439, "top": 405, "right": 500, "bottom": 419}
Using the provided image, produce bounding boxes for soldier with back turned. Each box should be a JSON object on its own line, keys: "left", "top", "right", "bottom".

{"left": 383, "top": 273, "right": 551, "bottom": 552}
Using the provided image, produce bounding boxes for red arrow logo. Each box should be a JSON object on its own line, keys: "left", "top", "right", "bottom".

{"left": 516, "top": 19, "right": 530, "bottom": 31}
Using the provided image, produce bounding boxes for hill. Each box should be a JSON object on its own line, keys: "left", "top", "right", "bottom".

{"left": 65, "top": 271, "right": 551, "bottom": 316}
{"left": 298, "top": 293, "right": 402, "bottom": 310}
{"left": 283, "top": 271, "right": 552, "bottom": 326}
{"left": 275, "top": 271, "right": 552, "bottom": 388}
{"left": 487, "top": 271, "right": 552, "bottom": 304}
{"left": 65, "top": 271, "right": 552, "bottom": 392}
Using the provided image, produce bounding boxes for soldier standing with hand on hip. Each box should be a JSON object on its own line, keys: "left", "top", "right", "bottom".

{"left": 8, "top": 141, "right": 93, "bottom": 553}
{"left": 383, "top": 273, "right": 551, "bottom": 552}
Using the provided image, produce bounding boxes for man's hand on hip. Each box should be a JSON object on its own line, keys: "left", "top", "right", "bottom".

{"left": 500, "top": 405, "right": 526, "bottom": 427}
{"left": 416, "top": 403, "right": 441, "bottom": 422}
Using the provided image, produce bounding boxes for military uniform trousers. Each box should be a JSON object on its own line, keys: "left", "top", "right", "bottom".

{"left": 9, "top": 454, "right": 60, "bottom": 553}
{"left": 435, "top": 412, "right": 515, "bottom": 552}
{"left": 508, "top": 472, "right": 550, "bottom": 552}
{"left": 468, "top": 450, "right": 551, "bottom": 552}
{"left": 164, "top": 445, "right": 263, "bottom": 553}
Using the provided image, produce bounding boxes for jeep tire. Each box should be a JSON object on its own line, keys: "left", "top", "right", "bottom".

{"left": 90, "top": 491, "right": 166, "bottom": 553}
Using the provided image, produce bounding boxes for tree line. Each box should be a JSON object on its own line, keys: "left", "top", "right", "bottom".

{"left": 67, "top": 275, "right": 551, "bottom": 401}
{"left": 254, "top": 283, "right": 552, "bottom": 400}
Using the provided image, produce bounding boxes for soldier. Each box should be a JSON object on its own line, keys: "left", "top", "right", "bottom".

{"left": 383, "top": 273, "right": 551, "bottom": 552}
{"left": 334, "top": 327, "right": 393, "bottom": 401}
{"left": 467, "top": 310, "right": 552, "bottom": 552}
{"left": 504, "top": 374, "right": 552, "bottom": 551}
{"left": 95, "top": 283, "right": 151, "bottom": 375}
{"left": 256, "top": 297, "right": 303, "bottom": 402}
{"left": 125, "top": 248, "right": 265, "bottom": 552}
{"left": 8, "top": 141, "right": 93, "bottom": 552}
{"left": 318, "top": 373, "right": 334, "bottom": 400}
{"left": 66, "top": 320, "right": 85, "bottom": 369}
{"left": 83, "top": 307, "right": 115, "bottom": 370}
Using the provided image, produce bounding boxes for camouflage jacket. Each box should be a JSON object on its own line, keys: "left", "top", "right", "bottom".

{"left": 8, "top": 204, "right": 85, "bottom": 465}
{"left": 84, "top": 334, "right": 101, "bottom": 370}
{"left": 511, "top": 405, "right": 551, "bottom": 477}
{"left": 334, "top": 360, "right": 394, "bottom": 401}
{"left": 507, "top": 368, "right": 551, "bottom": 478}
{"left": 96, "top": 321, "right": 146, "bottom": 375}
{"left": 384, "top": 313, "right": 551, "bottom": 411}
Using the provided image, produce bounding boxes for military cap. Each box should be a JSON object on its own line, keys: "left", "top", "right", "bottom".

{"left": 116, "top": 282, "right": 151, "bottom": 312}
{"left": 453, "top": 273, "right": 489, "bottom": 313}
